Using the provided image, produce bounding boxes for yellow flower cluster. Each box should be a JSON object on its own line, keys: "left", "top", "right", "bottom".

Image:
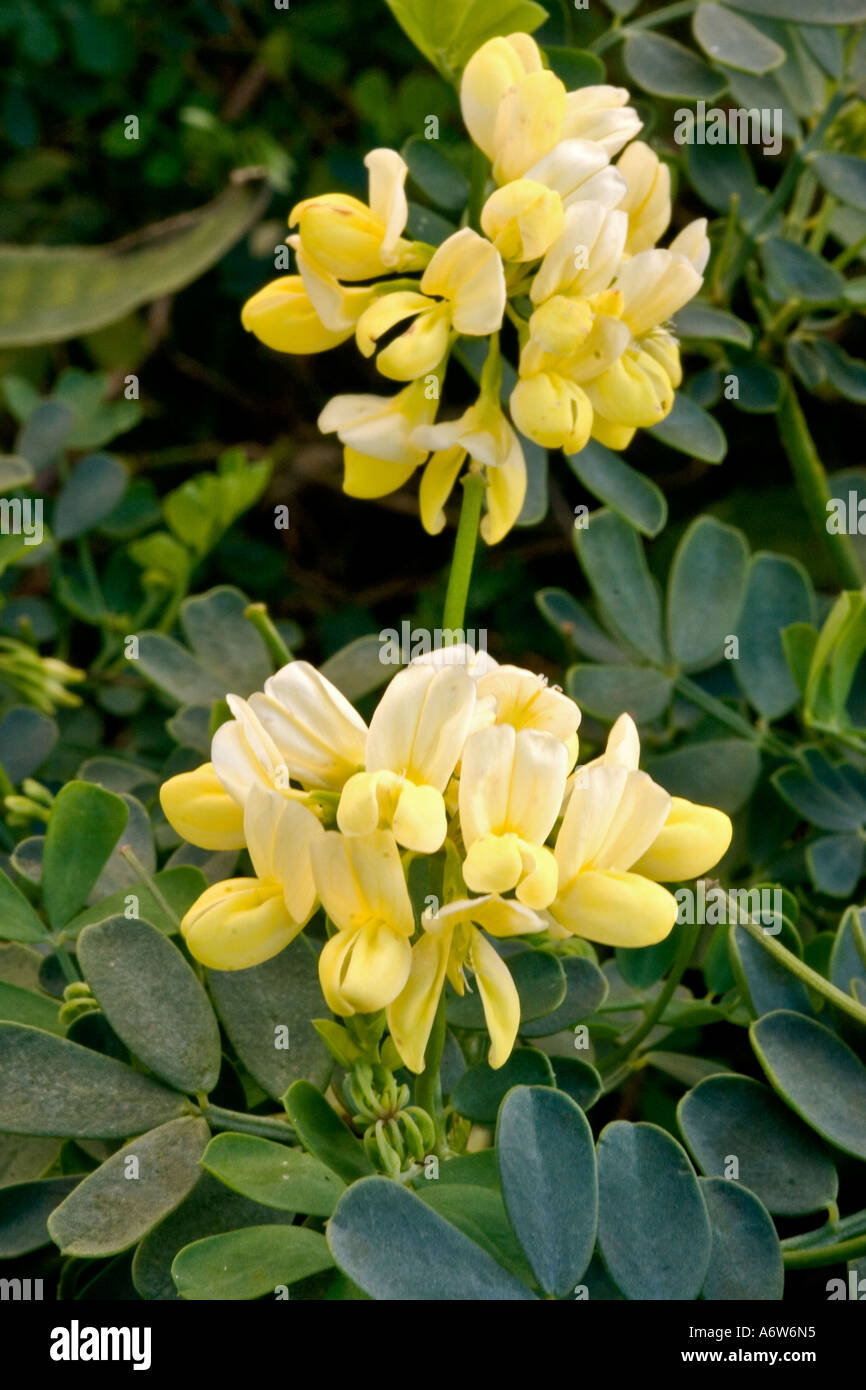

{"left": 241, "top": 32, "right": 708, "bottom": 544}
{"left": 160, "top": 648, "right": 731, "bottom": 1073}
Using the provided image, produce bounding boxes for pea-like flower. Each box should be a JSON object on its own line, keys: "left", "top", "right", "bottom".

{"left": 164, "top": 655, "right": 732, "bottom": 1069}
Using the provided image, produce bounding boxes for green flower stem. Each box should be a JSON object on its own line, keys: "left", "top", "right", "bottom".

{"left": 202, "top": 1102, "right": 296, "bottom": 1143}
{"left": 442, "top": 470, "right": 486, "bottom": 634}
{"left": 673, "top": 674, "right": 792, "bottom": 759}
{"left": 591, "top": 1, "right": 696, "bottom": 53}
{"left": 119, "top": 845, "right": 182, "bottom": 932}
{"left": 782, "top": 1205, "right": 866, "bottom": 1267}
{"left": 244, "top": 602, "right": 293, "bottom": 665}
{"left": 783, "top": 1233, "right": 866, "bottom": 1269}
{"left": 414, "top": 990, "right": 447, "bottom": 1152}
{"left": 777, "top": 377, "right": 864, "bottom": 591}
{"left": 599, "top": 921, "right": 700, "bottom": 1078}
{"left": 735, "top": 904, "right": 866, "bottom": 1028}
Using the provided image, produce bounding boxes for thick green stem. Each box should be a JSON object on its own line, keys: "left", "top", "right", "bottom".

{"left": 600, "top": 922, "right": 700, "bottom": 1076}
{"left": 442, "top": 471, "right": 485, "bottom": 634}
{"left": 202, "top": 1103, "right": 296, "bottom": 1143}
{"left": 414, "top": 991, "right": 447, "bottom": 1151}
{"left": 735, "top": 904, "right": 866, "bottom": 1028}
{"left": 244, "top": 602, "right": 293, "bottom": 665}
{"left": 783, "top": 1234, "right": 866, "bottom": 1269}
{"left": 782, "top": 1205, "right": 866, "bottom": 1268}
{"left": 777, "top": 379, "right": 863, "bottom": 590}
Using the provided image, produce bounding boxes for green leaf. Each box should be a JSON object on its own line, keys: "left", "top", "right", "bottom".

{"left": 679, "top": 1073, "right": 838, "bottom": 1214}
{"left": 0, "top": 1131, "right": 60, "bottom": 1186}
{"left": 752, "top": 1010, "right": 866, "bottom": 1160}
{"left": 550, "top": 1057, "right": 602, "bottom": 1110}
{"left": 77, "top": 916, "right": 221, "bottom": 1094}
{"left": 729, "top": 923, "right": 813, "bottom": 1018}
{"left": 65, "top": 865, "right": 207, "bottom": 938}
{"left": 164, "top": 458, "right": 271, "bottom": 562}
{"left": 699, "top": 1178, "right": 784, "bottom": 1299}
{"left": 131, "top": 1170, "right": 296, "bottom": 1300}
{"left": 830, "top": 908, "right": 866, "bottom": 1000}
{"left": 566, "top": 664, "right": 673, "bottom": 723}
{"left": 53, "top": 453, "right": 128, "bottom": 541}
{"left": 319, "top": 634, "right": 392, "bottom": 701}
{"left": 644, "top": 1051, "right": 733, "bottom": 1087}
{"left": 284, "top": 1080, "right": 374, "bottom": 1183}
{"left": 0, "top": 1175, "right": 80, "bottom": 1256}
{"left": 173, "top": 1224, "right": 333, "bottom": 1300}
{"left": 811, "top": 153, "right": 866, "bottom": 212}
{"left": 452, "top": 1048, "right": 555, "bottom": 1123}
{"left": 0, "top": 179, "right": 269, "bottom": 347}
{"left": 327, "top": 1176, "right": 536, "bottom": 1299}
{"left": 535, "top": 588, "right": 626, "bottom": 664}
{"left": 568, "top": 441, "right": 667, "bottom": 537}
{"left": 685, "top": 142, "right": 765, "bottom": 222}
{"left": 383, "top": 0, "right": 547, "bottom": 75}
{"left": 520, "top": 955, "right": 608, "bottom": 1037}
{"left": 667, "top": 516, "right": 749, "bottom": 670}
{"left": 597, "top": 1121, "right": 712, "bottom": 1300}
{"left": 208, "top": 939, "right": 332, "bottom": 1100}
{"left": 402, "top": 136, "right": 468, "bottom": 212}
{"left": 0, "top": 1022, "right": 189, "bottom": 1137}
{"left": 808, "top": 833, "right": 865, "bottom": 897}
{"left": 724, "top": 0, "right": 866, "bottom": 21}
{"left": 48, "top": 1116, "right": 209, "bottom": 1256}
{"left": 0, "top": 980, "right": 62, "bottom": 1034}
{"left": 735, "top": 553, "right": 815, "bottom": 719}
{"left": 812, "top": 341, "right": 866, "bottom": 403}
{"left": 0, "top": 865, "right": 47, "bottom": 942}
{"left": 672, "top": 302, "right": 753, "bottom": 348}
{"left": 42, "top": 780, "right": 128, "bottom": 929}
{"left": 693, "top": 2, "right": 785, "bottom": 72}
{"left": 497, "top": 1086, "right": 597, "bottom": 1297}
{"left": 137, "top": 633, "right": 224, "bottom": 707}
{"left": 575, "top": 508, "right": 666, "bottom": 664}
{"left": 761, "top": 237, "right": 845, "bottom": 304}
{"left": 179, "top": 585, "right": 273, "bottom": 695}
{"left": 419, "top": 1183, "right": 533, "bottom": 1281}
{"left": 447, "top": 948, "right": 566, "bottom": 1028}
{"left": 624, "top": 32, "right": 726, "bottom": 99}
{"left": 616, "top": 935, "right": 678, "bottom": 991}
{"left": 648, "top": 393, "right": 727, "bottom": 462}
{"left": 732, "top": 364, "right": 785, "bottom": 412}
{"left": 646, "top": 740, "right": 760, "bottom": 815}
{"left": 772, "top": 759, "right": 864, "bottom": 831}
{"left": 542, "top": 46, "right": 606, "bottom": 88}
{"left": 201, "top": 1132, "right": 345, "bottom": 1217}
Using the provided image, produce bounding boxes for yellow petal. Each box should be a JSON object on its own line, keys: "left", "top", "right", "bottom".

{"left": 631, "top": 797, "right": 732, "bottom": 881}
{"left": 419, "top": 446, "right": 465, "bottom": 535}
{"left": 550, "top": 868, "right": 677, "bottom": 946}
{"left": 481, "top": 423, "right": 527, "bottom": 545}
{"left": 463, "top": 832, "right": 525, "bottom": 895}
{"left": 480, "top": 179, "right": 564, "bottom": 262}
{"left": 319, "top": 920, "right": 412, "bottom": 1014}
{"left": 182, "top": 878, "right": 301, "bottom": 970}
{"left": 421, "top": 228, "right": 506, "bottom": 335}
{"left": 393, "top": 781, "right": 448, "bottom": 853}
{"left": 469, "top": 929, "right": 520, "bottom": 1069}
{"left": 460, "top": 34, "right": 543, "bottom": 158}
{"left": 249, "top": 660, "right": 367, "bottom": 792}
{"left": 241, "top": 276, "right": 353, "bottom": 354}
{"left": 510, "top": 372, "right": 592, "bottom": 454}
{"left": 366, "top": 663, "right": 477, "bottom": 791}
{"left": 586, "top": 351, "right": 673, "bottom": 429}
{"left": 160, "top": 762, "right": 246, "bottom": 850}
{"left": 387, "top": 927, "right": 452, "bottom": 1073}
{"left": 515, "top": 842, "right": 558, "bottom": 910}
{"left": 342, "top": 447, "right": 419, "bottom": 499}
{"left": 355, "top": 291, "right": 432, "bottom": 359}
{"left": 375, "top": 304, "right": 452, "bottom": 381}
{"left": 491, "top": 70, "right": 567, "bottom": 184}
{"left": 616, "top": 141, "right": 671, "bottom": 254}
{"left": 589, "top": 414, "right": 635, "bottom": 450}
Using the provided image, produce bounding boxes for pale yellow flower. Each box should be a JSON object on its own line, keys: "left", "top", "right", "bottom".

{"left": 412, "top": 393, "right": 527, "bottom": 545}
{"left": 181, "top": 787, "right": 323, "bottom": 970}
{"left": 318, "top": 376, "right": 439, "bottom": 499}
{"left": 311, "top": 830, "right": 414, "bottom": 1015}
{"left": 388, "top": 894, "right": 544, "bottom": 1072}
{"left": 240, "top": 276, "right": 357, "bottom": 354}
{"left": 459, "top": 725, "right": 567, "bottom": 908}
{"left": 337, "top": 662, "right": 477, "bottom": 852}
